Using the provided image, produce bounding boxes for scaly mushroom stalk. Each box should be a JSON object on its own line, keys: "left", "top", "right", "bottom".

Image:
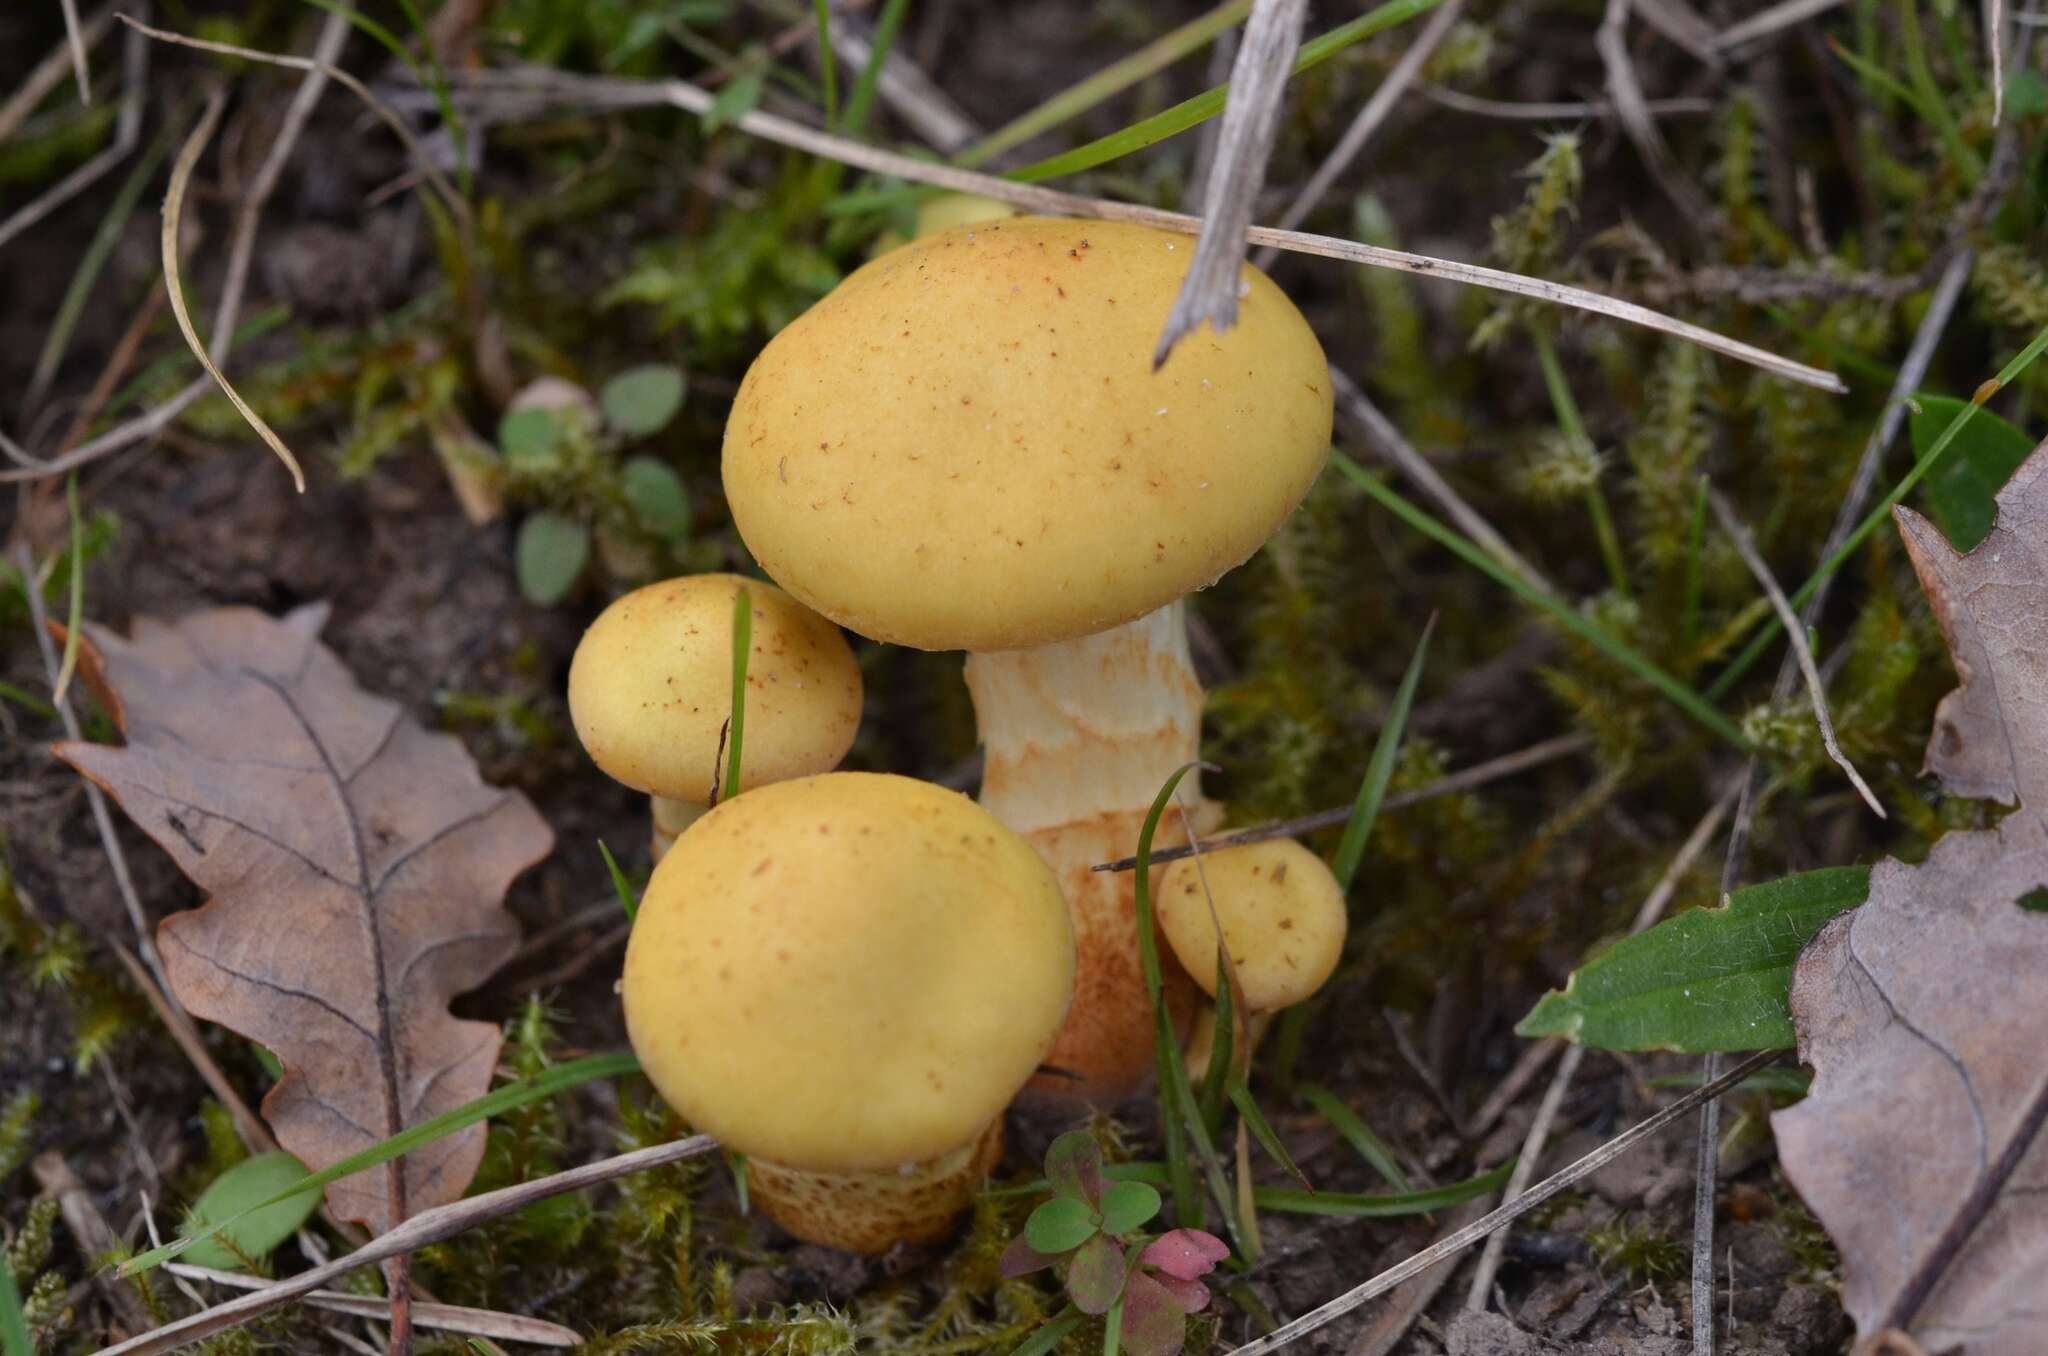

{"left": 964, "top": 600, "right": 1220, "bottom": 1100}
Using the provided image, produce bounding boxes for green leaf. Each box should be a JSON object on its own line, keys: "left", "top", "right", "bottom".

{"left": 705, "top": 59, "right": 768, "bottom": 131}
{"left": 1011, "top": 1313, "right": 1085, "bottom": 1356}
{"left": 601, "top": 365, "right": 687, "bottom": 437}
{"left": 1254, "top": 1158, "right": 1515, "bottom": 1217}
{"left": 1045, "top": 1130, "right": 1104, "bottom": 1204}
{"left": 179, "top": 1151, "right": 320, "bottom": 1270}
{"left": 126, "top": 1052, "right": 640, "bottom": 1274}
{"left": 516, "top": 513, "right": 590, "bottom": 607}
{"left": 1910, "top": 394, "right": 2035, "bottom": 551}
{"left": 251, "top": 1043, "right": 283, "bottom": 1082}
{"left": 1333, "top": 615, "right": 1433, "bottom": 891}
{"left": 1516, "top": 866, "right": 1872, "bottom": 1052}
{"left": 1026, "top": 1196, "right": 1099, "bottom": 1255}
{"left": 497, "top": 407, "right": 561, "bottom": 469}
{"left": 621, "top": 457, "right": 692, "bottom": 542}
{"left": 1065, "top": 1233, "right": 1127, "bottom": 1315}
{"left": 1098, "top": 1180, "right": 1162, "bottom": 1236}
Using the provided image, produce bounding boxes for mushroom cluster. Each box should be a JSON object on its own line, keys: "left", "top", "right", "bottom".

{"left": 565, "top": 207, "right": 1351, "bottom": 1254}
{"left": 722, "top": 214, "right": 1334, "bottom": 1104}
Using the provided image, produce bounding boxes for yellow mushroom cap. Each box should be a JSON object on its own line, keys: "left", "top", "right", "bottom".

{"left": 1156, "top": 839, "right": 1347, "bottom": 1011}
{"left": 567, "top": 574, "right": 861, "bottom": 803}
{"left": 622, "top": 772, "right": 1075, "bottom": 1172}
{"left": 722, "top": 217, "right": 1333, "bottom": 652}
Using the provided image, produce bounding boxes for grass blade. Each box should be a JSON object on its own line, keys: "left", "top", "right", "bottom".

{"left": 1331, "top": 614, "right": 1433, "bottom": 892}
{"left": 52, "top": 475, "right": 85, "bottom": 706}
{"left": 0, "top": 1253, "right": 28, "bottom": 1356}
{"left": 1228, "top": 1079, "right": 1311, "bottom": 1189}
{"left": 1330, "top": 451, "right": 1748, "bottom": 749}
{"left": 1297, "top": 1083, "right": 1411, "bottom": 1192}
{"left": 812, "top": 0, "right": 838, "bottom": 125}
{"left": 1133, "top": 763, "right": 1247, "bottom": 1249}
{"left": 1253, "top": 1159, "right": 1513, "bottom": 1217}
{"left": 1198, "top": 951, "right": 1236, "bottom": 1134}
{"left": 123, "top": 1051, "right": 640, "bottom": 1274}
{"left": 1704, "top": 321, "right": 2048, "bottom": 700}
{"left": 724, "top": 585, "right": 752, "bottom": 801}
{"left": 1008, "top": 0, "right": 1443, "bottom": 183}
{"left": 597, "top": 839, "right": 638, "bottom": 923}
{"left": 1011, "top": 1312, "right": 1084, "bottom": 1356}
{"left": 958, "top": 0, "right": 1253, "bottom": 168}
{"left": 842, "top": 0, "right": 909, "bottom": 139}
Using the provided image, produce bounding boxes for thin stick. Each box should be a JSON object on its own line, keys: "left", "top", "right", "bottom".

{"left": 1221, "top": 1051, "right": 1778, "bottom": 1355}
{"left": 1598, "top": 0, "right": 1717, "bottom": 228}
{"left": 0, "top": 10, "right": 145, "bottom": 253}
{"left": 1420, "top": 86, "right": 1714, "bottom": 119}
{"left": 1706, "top": 488, "right": 1884, "bottom": 818}
{"left": 1462, "top": 772, "right": 1742, "bottom": 1309}
{"left": 1709, "top": 0, "right": 1850, "bottom": 51}
{"left": 92, "top": 1137, "right": 720, "bottom": 1356}
{"left": 0, "top": 1, "right": 115, "bottom": 143}
{"left": 1094, "top": 733, "right": 1590, "bottom": 873}
{"left": 375, "top": 64, "right": 1844, "bottom": 392}
{"left": 60, "top": 0, "right": 93, "bottom": 103}
{"left": 1783, "top": 249, "right": 1972, "bottom": 667}
{"left": 108, "top": 944, "right": 277, "bottom": 1155}
{"left": 1155, "top": 0, "right": 1308, "bottom": 367}
{"left": 1468, "top": 1038, "right": 1563, "bottom": 1141}
{"left": 1254, "top": 0, "right": 1466, "bottom": 267}
{"left": 16, "top": 545, "right": 168, "bottom": 996}
{"left": 1331, "top": 368, "right": 1554, "bottom": 592}
{"left": 164, "top": 1266, "right": 581, "bottom": 1347}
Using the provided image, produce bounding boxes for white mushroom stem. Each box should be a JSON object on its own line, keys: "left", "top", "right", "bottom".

{"left": 649, "top": 795, "right": 707, "bottom": 861}
{"left": 963, "top": 600, "right": 1221, "bottom": 1103}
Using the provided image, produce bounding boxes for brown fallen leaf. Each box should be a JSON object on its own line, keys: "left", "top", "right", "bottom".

{"left": 1772, "top": 440, "right": 2048, "bottom": 1355}
{"left": 56, "top": 604, "right": 553, "bottom": 1233}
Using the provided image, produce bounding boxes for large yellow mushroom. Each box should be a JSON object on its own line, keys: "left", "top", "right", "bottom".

{"left": 721, "top": 217, "right": 1333, "bottom": 1104}
{"left": 621, "top": 772, "right": 1074, "bottom": 1253}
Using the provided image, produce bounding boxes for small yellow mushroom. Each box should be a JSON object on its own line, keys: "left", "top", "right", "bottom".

{"left": 621, "top": 772, "right": 1074, "bottom": 1253}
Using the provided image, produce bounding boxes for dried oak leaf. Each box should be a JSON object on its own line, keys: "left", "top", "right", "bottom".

{"left": 56, "top": 604, "right": 553, "bottom": 1233}
{"left": 1772, "top": 439, "right": 2048, "bottom": 1355}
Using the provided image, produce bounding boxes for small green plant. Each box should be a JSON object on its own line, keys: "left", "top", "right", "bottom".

{"left": 1001, "top": 1132, "right": 1227, "bottom": 1356}
{"left": 498, "top": 364, "right": 695, "bottom": 606}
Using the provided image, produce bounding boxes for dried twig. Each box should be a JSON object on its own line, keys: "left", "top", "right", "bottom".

{"left": 33, "top": 1153, "right": 156, "bottom": 1335}
{"left": 1332, "top": 368, "right": 1553, "bottom": 591}
{"left": 60, "top": 0, "right": 93, "bottom": 103}
{"left": 362, "top": 64, "right": 1845, "bottom": 391}
{"left": 1420, "top": 86, "right": 1714, "bottom": 119}
{"left": 0, "top": 1, "right": 115, "bottom": 143}
{"left": 163, "top": 1266, "right": 582, "bottom": 1347}
{"left": 1221, "top": 1051, "right": 1777, "bottom": 1355}
{"left": 1468, "top": 1037, "right": 1564, "bottom": 1141}
{"left": 1253, "top": 0, "right": 1466, "bottom": 268}
{"left": 95, "top": 1137, "right": 719, "bottom": 1356}
{"left": 1710, "top": 0, "right": 1849, "bottom": 52}
{"left": 1155, "top": 0, "right": 1307, "bottom": 367}
{"left": 1093, "top": 733, "right": 1590, "bottom": 873}
{"left": 1707, "top": 487, "right": 1884, "bottom": 818}
{"left": 1463, "top": 773, "right": 1743, "bottom": 1309}
{"left": 1597, "top": 0, "right": 1717, "bottom": 228}
{"left": 0, "top": 8, "right": 146, "bottom": 253}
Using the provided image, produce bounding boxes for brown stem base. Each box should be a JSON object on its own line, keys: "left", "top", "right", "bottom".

{"left": 747, "top": 1120, "right": 1004, "bottom": 1254}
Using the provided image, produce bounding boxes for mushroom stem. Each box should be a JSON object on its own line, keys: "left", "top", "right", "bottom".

{"left": 964, "top": 601, "right": 1220, "bottom": 1105}
{"left": 649, "top": 795, "right": 706, "bottom": 861}
{"left": 746, "top": 1119, "right": 1005, "bottom": 1254}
